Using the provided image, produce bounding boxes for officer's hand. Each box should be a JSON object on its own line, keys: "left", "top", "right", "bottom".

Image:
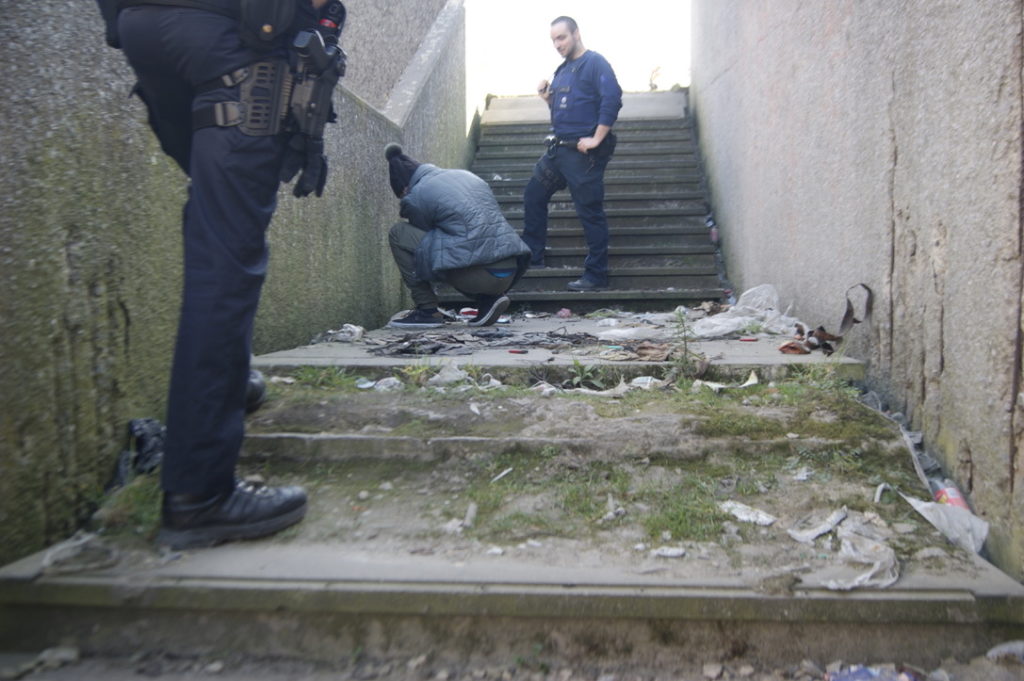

{"left": 280, "top": 134, "right": 328, "bottom": 198}
{"left": 537, "top": 79, "right": 550, "bottom": 100}
{"left": 576, "top": 136, "right": 599, "bottom": 154}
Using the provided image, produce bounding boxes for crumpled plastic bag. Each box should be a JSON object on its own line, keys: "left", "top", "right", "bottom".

{"left": 691, "top": 284, "right": 804, "bottom": 338}
{"left": 823, "top": 519, "right": 900, "bottom": 590}
{"left": 427, "top": 362, "right": 469, "bottom": 386}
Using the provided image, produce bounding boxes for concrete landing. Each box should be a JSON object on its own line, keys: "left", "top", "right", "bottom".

{"left": 481, "top": 91, "right": 689, "bottom": 125}
{"left": 253, "top": 310, "right": 865, "bottom": 380}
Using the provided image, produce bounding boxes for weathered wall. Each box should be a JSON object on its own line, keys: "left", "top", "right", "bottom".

{"left": 0, "top": 0, "right": 467, "bottom": 563}
{"left": 691, "top": 1, "right": 1024, "bottom": 579}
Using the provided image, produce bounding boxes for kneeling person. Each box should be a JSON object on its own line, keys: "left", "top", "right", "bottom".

{"left": 385, "top": 144, "right": 530, "bottom": 328}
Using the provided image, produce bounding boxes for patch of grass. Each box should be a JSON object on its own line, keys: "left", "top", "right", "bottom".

{"left": 558, "top": 466, "right": 631, "bottom": 521}
{"left": 640, "top": 475, "right": 730, "bottom": 541}
{"left": 484, "top": 511, "right": 560, "bottom": 542}
{"left": 584, "top": 308, "right": 624, "bottom": 319}
{"left": 291, "top": 366, "right": 359, "bottom": 390}
{"left": 399, "top": 362, "right": 436, "bottom": 387}
{"left": 91, "top": 475, "right": 162, "bottom": 539}
{"left": 694, "top": 410, "right": 788, "bottom": 438}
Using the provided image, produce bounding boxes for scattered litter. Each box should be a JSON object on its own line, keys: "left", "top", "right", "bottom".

{"left": 41, "top": 531, "right": 119, "bottom": 575}
{"left": 598, "top": 494, "right": 626, "bottom": 523}
{"left": 463, "top": 502, "right": 478, "bottom": 529}
{"left": 475, "top": 373, "right": 504, "bottom": 390}
{"left": 426, "top": 362, "right": 469, "bottom": 386}
{"left": 530, "top": 381, "right": 559, "bottom": 397}
{"left": 651, "top": 546, "right": 686, "bottom": 559}
{"left": 823, "top": 519, "right": 900, "bottom": 590}
{"left": 739, "top": 337, "right": 758, "bottom": 342}
{"left": 491, "top": 467, "right": 513, "bottom": 483}
{"left": 508, "top": 349, "right": 527, "bottom": 354}
{"left": 824, "top": 665, "right": 919, "bottom": 680}
{"left": 629, "top": 376, "right": 665, "bottom": 390}
{"left": 986, "top": 640, "right": 1024, "bottom": 663}
{"left": 787, "top": 507, "right": 848, "bottom": 544}
{"left": 875, "top": 483, "right": 988, "bottom": 554}
{"left": 379, "top": 481, "right": 394, "bottom": 491}
{"left": 703, "top": 662, "right": 724, "bottom": 679}
{"left": 269, "top": 375, "right": 296, "bottom": 384}
{"left": 719, "top": 500, "right": 776, "bottom": 526}
{"left": 596, "top": 318, "right": 620, "bottom": 327}
{"left": 355, "top": 377, "right": 375, "bottom": 389}
{"left": 778, "top": 340, "right": 811, "bottom": 355}
{"left": 108, "top": 418, "right": 166, "bottom": 490}
{"left": 469, "top": 402, "right": 481, "bottom": 416}
{"left": 785, "top": 432, "right": 800, "bottom": 439}
{"left": 373, "top": 377, "right": 403, "bottom": 392}
{"left": 692, "top": 370, "right": 759, "bottom": 394}
{"left": 357, "top": 490, "right": 371, "bottom": 501}
{"left": 566, "top": 378, "right": 632, "bottom": 397}
{"left": 442, "top": 518, "right": 463, "bottom": 535}
{"left": 486, "top": 546, "right": 504, "bottom": 556}
{"left": 312, "top": 323, "right": 364, "bottom": 343}
{"left": 597, "top": 326, "right": 662, "bottom": 341}
{"left": 524, "top": 312, "right": 549, "bottom": 319}
{"left": 556, "top": 308, "right": 572, "bottom": 318}
{"left": 691, "top": 284, "right": 804, "bottom": 338}
{"left": 792, "top": 466, "right": 813, "bottom": 481}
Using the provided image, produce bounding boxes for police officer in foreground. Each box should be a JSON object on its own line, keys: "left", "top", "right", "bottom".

{"left": 95, "top": 0, "right": 345, "bottom": 548}
{"left": 522, "top": 16, "right": 622, "bottom": 292}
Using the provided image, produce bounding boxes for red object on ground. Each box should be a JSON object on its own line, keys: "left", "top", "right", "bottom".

{"left": 739, "top": 337, "right": 758, "bottom": 342}
{"left": 508, "top": 349, "right": 527, "bottom": 354}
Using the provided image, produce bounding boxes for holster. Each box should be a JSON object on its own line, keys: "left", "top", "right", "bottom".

{"left": 192, "top": 60, "right": 291, "bottom": 136}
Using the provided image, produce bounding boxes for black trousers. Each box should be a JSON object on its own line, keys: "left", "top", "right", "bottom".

{"left": 119, "top": 7, "right": 288, "bottom": 496}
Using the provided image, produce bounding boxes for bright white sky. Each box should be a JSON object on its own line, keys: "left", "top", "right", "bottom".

{"left": 464, "top": 0, "right": 691, "bottom": 102}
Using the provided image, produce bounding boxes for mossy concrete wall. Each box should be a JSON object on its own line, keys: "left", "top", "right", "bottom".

{"left": 0, "top": 0, "right": 466, "bottom": 563}
{"left": 690, "top": 1, "right": 1024, "bottom": 579}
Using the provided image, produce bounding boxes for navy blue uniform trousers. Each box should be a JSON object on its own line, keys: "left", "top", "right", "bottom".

{"left": 119, "top": 7, "right": 287, "bottom": 496}
{"left": 522, "top": 146, "right": 611, "bottom": 285}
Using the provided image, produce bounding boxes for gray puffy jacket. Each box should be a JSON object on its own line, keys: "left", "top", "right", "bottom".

{"left": 400, "top": 164, "right": 530, "bottom": 282}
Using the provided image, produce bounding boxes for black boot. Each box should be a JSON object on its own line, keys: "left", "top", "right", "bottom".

{"left": 157, "top": 479, "right": 307, "bottom": 550}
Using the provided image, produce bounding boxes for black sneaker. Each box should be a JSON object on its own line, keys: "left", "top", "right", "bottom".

{"left": 157, "top": 479, "right": 307, "bottom": 550}
{"left": 468, "top": 296, "right": 510, "bottom": 327}
{"left": 566, "top": 278, "right": 608, "bottom": 292}
{"left": 387, "top": 308, "right": 445, "bottom": 329}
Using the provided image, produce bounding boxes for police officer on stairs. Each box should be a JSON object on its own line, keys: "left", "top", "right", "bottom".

{"left": 522, "top": 15, "right": 622, "bottom": 292}
{"left": 95, "top": 0, "right": 345, "bottom": 549}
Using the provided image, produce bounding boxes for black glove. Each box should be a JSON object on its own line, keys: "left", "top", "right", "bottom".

{"left": 280, "top": 134, "right": 328, "bottom": 198}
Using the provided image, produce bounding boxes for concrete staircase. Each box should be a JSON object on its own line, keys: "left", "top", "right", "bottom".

{"left": 442, "top": 91, "right": 727, "bottom": 311}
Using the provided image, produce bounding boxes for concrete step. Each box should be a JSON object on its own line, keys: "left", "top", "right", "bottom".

{"left": 487, "top": 175, "right": 706, "bottom": 196}
{"left": 473, "top": 157, "right": 701, "bottom": 175}
{"left": 526, "top": 246, "right": 715, "bottom": 269}
{"left": 513, "top": 266, "right": 718, "bottom": 291}
{"left": 507, "top": 209, "right": 708, "bottom": 233}
{"left": 495, "top": 190, "right": 708, "bottom": 208}
{"left": 476, "top": 142, "right": 698, "bottom": 160}
{"left": 478, "top": 129, "right": 695, "bottom": 149}
{"left": 538, "top": 224, "right": 712, "bottom": 249}
{"left": 438, "top": 286, "right": 727, "bottom": 311}
{"left": 503, "top": 198, "right": 709, "bottom": 215}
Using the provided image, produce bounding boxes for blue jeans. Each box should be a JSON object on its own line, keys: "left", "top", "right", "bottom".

{"left": 522, "top": 146, "right": 611, "bottom": 285}
{"left": 119, "top": 7, "right": 288, "bottom": 497}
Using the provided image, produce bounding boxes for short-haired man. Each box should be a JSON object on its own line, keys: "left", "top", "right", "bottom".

{"left": 523, "top": 16, "right": 622, "bottom": 291}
